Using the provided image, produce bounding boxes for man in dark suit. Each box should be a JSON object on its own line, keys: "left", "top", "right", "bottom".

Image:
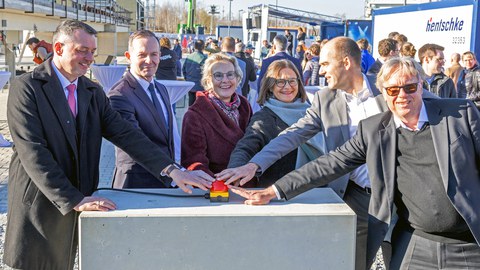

{"left": 231, "top": 57, "right": 480, "bottom": 269}
{"left": 257, "top": 35, "right": 302, "bottom": 90}
{"left": 4, "top": 20, "right": 212, "bottom": 270}
{"left": 109, "top": 30, "right": 198, "bottom": 188}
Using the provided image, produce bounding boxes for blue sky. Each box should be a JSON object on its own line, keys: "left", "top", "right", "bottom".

{"left": 172, "top": 0, "right": 366, "bottom": 20}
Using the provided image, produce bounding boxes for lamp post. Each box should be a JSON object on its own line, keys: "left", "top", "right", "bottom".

{"left": 209, "top": 5, "right": 219, "bottom": 35}
{"left": 275, "top": 0, "right": 278, "bottom": 28}
{"left": 228, "top": 0, "right": 233, "bottom": 36}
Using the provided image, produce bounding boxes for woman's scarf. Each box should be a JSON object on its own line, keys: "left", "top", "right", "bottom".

{"left": 209, "top": 92, "right": 241, "bottom": 126}
{"left": 264, "top": 98, "right": 325, "bottom": 168}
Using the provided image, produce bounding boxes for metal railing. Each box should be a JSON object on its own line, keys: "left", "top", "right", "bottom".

{"left": 1, "top": 0, "right": 132, "bottom": 26}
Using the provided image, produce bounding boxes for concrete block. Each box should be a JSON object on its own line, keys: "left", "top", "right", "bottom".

{"left": 79, "top": 188, "right": 356, "bottom": 270}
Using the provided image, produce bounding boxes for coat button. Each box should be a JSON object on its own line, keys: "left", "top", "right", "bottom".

{"left": 340, "top": 189, "right": 345, "bottom": 194}
{"left": 66, "top": 120, "right": 70, "bottom": 124}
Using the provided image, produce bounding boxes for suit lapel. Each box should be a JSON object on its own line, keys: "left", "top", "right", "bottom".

{"left": 379, "top": 113, "right": 397, "bottom": 206}
{"left": 425, "top": 101, "right": 449, "bottom": 190}
{"left": 129, "top": 74, "right": 169, "bottom": 139}
{"left": 42, "top": 72, "right": 78, "bottom": 157}
{"left": 332, "top": 90, "right": 350, "bottom": 141}
{"left": 76, "top": 77, "right": 93, "bottom": 147}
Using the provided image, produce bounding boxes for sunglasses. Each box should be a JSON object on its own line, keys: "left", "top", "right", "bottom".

{"left": 384, "top": 82, "right": 418, "bottom": 96}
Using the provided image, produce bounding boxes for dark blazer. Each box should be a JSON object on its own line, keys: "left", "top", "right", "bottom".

{"left": 257, "top": 52, "right": 303, "bottom": 90}
{"left": 366, "top": 58, "right": 383, "bottom": 77}
{"left": 181, "top": 91, "right": 252, "bottom": 177}
{"left": 274, "top": 98, "right": 480, "bottom": 267}
{"left": 228, "top": 107, "right": 297, "bottom": 187}
{"left": 5, "top": 59, "right": 173, "bottom": 270}
{"left": 108, "top": 72, "right": 175, "bottom": 188}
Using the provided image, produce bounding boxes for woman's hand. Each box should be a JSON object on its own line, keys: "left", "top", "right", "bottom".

{"left": 216, "top": 163, "right": 259, "bottom": 186}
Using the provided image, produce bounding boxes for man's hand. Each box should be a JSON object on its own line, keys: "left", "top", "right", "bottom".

{"left": 228, "top": 186, "right": 277, "bottom": 205}
{"left": 170, "top": 169, "right": 213, "bottom": 194}
{"left": 74, "top": 196, "right": 116, "bottom": 212}
{"left": 216, "top": 163, "right": 259, "bottom": 186}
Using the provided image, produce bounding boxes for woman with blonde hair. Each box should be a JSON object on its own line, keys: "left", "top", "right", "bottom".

{"left": 218, "top": 59, "right": 324, "bottom": 187}
{"left": 181, "top": 53, "right": 252, "bottom": 180}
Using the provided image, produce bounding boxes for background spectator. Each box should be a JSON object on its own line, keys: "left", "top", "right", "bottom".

{"left": 155, "top": 37, "right": 177, "bottom": 80}
{"left": 26, "top": 37, "right": 53, "bottom": 64}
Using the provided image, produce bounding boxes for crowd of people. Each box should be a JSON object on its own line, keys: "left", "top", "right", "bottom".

{"left": 3, "top": 19, "right": 480, "bottom": 270}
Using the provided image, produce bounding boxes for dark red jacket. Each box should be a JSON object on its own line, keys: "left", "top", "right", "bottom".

{"left": 181, "top": 91, "right": 252, "bottom": 177}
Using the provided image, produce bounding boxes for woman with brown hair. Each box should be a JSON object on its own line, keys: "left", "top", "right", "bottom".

{"left": 400, "top": 42, "right": 417, "bottom": 58}
{"left": 219, "top": 59, "right": 324, "bottom": 187}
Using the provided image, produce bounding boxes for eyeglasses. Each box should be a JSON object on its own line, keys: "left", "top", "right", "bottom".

{"left": 213, "top": 71, "right": 236, "bottom": 81}
{"left": 275, "top": 78, "right": 299, "bottom": 88}
{"left": 384, "top": 82, "right": 418, "bottom": 96}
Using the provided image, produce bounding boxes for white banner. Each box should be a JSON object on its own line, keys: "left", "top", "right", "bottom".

{"left": 373, "top": 4, "right": 474, "bottom": 67}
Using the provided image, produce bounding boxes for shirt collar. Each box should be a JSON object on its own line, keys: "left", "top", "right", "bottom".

{"left": 340, "top": 74, "right": 374, "bottom": 104}
{"left": 51, "top": 61, "right": 78, "bottom": 89}
{"left": 393, "top": 101, "right": 429, "bottom": 131}
{"left": 130, "top": 72, "right": 153, "bottom": 91}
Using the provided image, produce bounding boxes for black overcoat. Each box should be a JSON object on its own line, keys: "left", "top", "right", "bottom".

{"left": 4, "top": 59, "right": 172, "bottom": 269}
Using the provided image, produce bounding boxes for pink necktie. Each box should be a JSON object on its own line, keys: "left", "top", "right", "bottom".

{"left": 66, "top": 84, "right": 77, "bottom": 117}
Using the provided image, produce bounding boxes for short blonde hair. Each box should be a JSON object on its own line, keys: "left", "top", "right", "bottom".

{"left": 257, "top": 59, "right": 307, "bottom": 105}
{"left": 201, "top": 53, "right": 243, "bottom": 91}
{"left": 376, "top": 57, "right": 425, "bottom": 91}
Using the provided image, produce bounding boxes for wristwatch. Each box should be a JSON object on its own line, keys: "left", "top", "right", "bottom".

{"left": 161, "top": 163, "right": 186, "bottom": 177}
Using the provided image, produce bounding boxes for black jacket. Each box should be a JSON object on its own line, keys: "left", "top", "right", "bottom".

{"left": 228, "top": 107, "right": 297, "bottom": 187}
{"left": 235, "top": 52, "right": 257, "bottom": 96}
{"left": 423, "top": 72, "right": 456, "bottom": 98}
{"left": 156, "top": 47, "right": 178, "bottom": 80}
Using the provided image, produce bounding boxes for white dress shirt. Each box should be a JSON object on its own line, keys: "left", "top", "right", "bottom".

{"left": 339, "top": 76, "right": 382, "bottom": 189}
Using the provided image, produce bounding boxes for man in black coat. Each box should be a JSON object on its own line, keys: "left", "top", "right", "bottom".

{"left": 4, "top": 20, "right": 212, "bottom": 270}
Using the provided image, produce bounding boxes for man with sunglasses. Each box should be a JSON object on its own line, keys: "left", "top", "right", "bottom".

{"left": 221, "top": 36, "right": 392, "bottom": 270}
{"left": 230, "top": 57, "right": 480, "bottom": 269}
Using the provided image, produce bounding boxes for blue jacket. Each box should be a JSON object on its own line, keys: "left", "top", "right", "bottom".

{"left": 360, "top": 49, "right": 375, "bottom": 74}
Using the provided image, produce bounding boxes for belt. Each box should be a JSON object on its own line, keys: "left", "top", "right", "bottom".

{"left": 349, "top": 181, "right": 371, "bottom": 194}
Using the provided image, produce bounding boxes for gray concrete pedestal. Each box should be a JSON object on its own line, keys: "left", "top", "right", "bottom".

{"left": 79, "top": 188, "right": 356, "bottom": 270}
